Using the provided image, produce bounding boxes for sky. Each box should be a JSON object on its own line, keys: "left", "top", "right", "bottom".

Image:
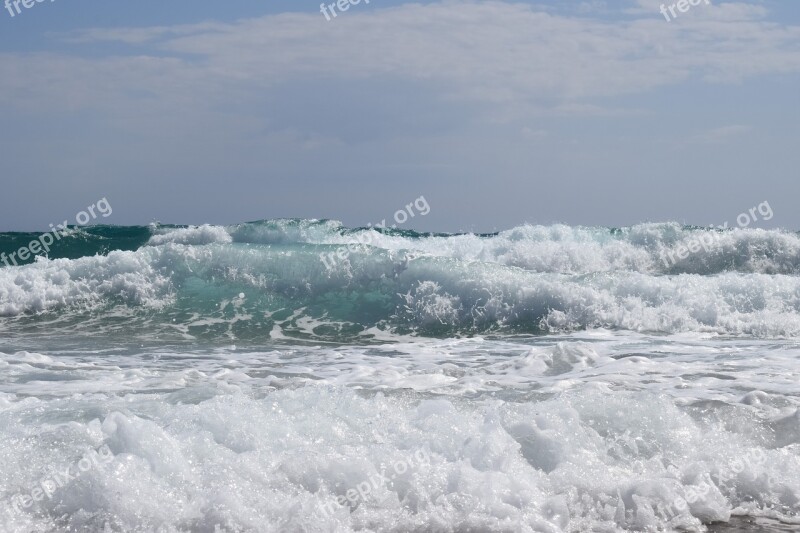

{"left": 0, "top": 0, "right": 798, "bottom": 233}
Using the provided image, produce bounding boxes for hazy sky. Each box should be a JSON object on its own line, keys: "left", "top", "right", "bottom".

{"left": 1, "top": 0, "right": 798, "bottom": 232}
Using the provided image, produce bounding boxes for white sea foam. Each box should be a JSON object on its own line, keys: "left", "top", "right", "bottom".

{"left": 0, "top": 251, "right": 174, "bottom": 317}
{"left": 0, "top": 333, "right": 798, "bottom": 531}
{"left": 144, "top": 221, "right": 800, "bottom": 276}
{"left": 147, "top": 224, "right": 233, "bottom": 246}
{"left": 2, "top": 239, "right": 800, "bottom": 338}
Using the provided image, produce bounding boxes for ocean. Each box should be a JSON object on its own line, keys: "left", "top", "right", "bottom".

{"left": 1, "top": 220, "right": 799, "bottom": 532}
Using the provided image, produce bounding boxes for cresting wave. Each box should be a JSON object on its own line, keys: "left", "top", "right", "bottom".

{"left": 1, "top": 220, "right": 800, "bottom": 339}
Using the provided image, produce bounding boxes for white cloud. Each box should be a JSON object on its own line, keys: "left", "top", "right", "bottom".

{"left": 1, "top": 1, "right": 798, "bottom": 127}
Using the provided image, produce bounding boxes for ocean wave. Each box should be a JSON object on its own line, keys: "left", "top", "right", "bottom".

{"left": 2, "top": 233, "right": 800, "bottom": 338}
{"left": 5, "top": 220, "right": 800, "bottom": 275}
{"left": 143, "top": 221, "right": 800, "bottom": 276}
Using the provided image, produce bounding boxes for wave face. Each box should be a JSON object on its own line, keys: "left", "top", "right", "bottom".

{"left": 0, "top": 225, "right": 151, "bottom": 265}
{"left": 2, "top": 220, "right": 800, "bottom": 341}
